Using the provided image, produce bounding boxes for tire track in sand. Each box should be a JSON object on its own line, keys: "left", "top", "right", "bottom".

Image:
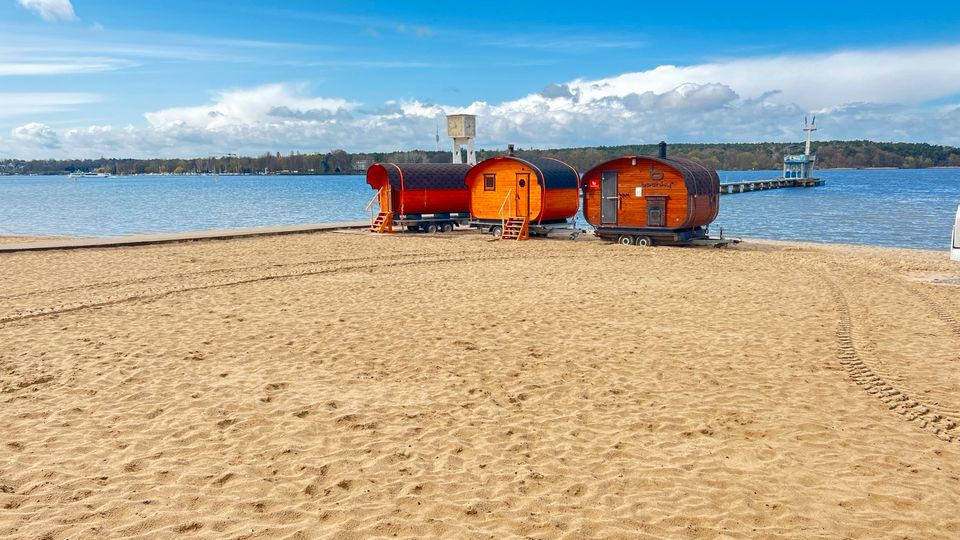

{"left": 0, "top": 254, "right": 423, "bottom": 302}
{"left": 823, "top": 272, "right": 958, "bottom": 443}
{"left": 910, "top": 288, "right": 960, "bottom": 337}
{"left": 0, "top": 253, "right": 587, "bottom": 328}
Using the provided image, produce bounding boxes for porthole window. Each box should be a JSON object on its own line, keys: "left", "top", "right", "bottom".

{"left": 518, "top": 179, "right": 526, "bottom": 188}
{"left": 483, "top": 174, "right": 495, "bottom": 191}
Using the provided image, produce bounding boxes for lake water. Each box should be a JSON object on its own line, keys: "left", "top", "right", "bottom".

{"left": 1, "top": 169, "right": 958, "bottom": 250}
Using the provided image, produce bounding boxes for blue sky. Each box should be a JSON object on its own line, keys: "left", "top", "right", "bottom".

{"left": 2, "top": 0, "right": 960, "bottom": 158}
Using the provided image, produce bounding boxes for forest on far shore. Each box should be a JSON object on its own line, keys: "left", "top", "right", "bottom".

{"left": 4, "top": 140, "right": 960, "bottom": 176}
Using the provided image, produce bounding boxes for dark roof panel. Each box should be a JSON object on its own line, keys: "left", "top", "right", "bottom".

{"left": 514, "top": 156, "right": 580, "bottom": 190}
{"left": 375, "top": 163, "right": 472, "bottom": 191}
{"left": 660, "top": 156, "right": 720, "bottom": 196}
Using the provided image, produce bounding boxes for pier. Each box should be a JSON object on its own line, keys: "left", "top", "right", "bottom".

{"left": 721, "top": 116, "right": 825, "bottom": 195}
{"left": 719, "top": 177, "right": 823, "bottom": 194}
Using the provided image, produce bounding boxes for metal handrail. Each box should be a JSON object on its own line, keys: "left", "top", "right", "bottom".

{"left": 366, "top": 187, "right": 383, "bottom": 224}
{"left": 497, "top": 189, "right": 513, "bottom": 232}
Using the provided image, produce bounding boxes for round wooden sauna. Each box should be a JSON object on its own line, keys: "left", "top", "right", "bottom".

{"left": 580, "top": 144, "right": 720, "bottom": 245}
{"left": 365, "top": 163, "right": 472, "bottom": 232}
{"left": 464, "top": 156, "right": 579, "bottom": 224}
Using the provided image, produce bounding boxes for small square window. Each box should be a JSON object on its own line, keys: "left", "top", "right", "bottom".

{"left": 483, "top": 174, "right": 496, "bottom": 191}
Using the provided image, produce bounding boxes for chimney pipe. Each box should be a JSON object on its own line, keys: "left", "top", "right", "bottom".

{"left": 658, "top": 141, "right": 667, "bottom": 159}
{"left": 507, "top": 144, "right": 515, "bottom": 156}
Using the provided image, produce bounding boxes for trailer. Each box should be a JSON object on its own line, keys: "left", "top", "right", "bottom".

{"left": 470, "top": 219, "right": 584, "bottom": 240}
{"left": 592, "top": 225, "right": 739, "bottom": 247}
{"left": 396, "top": 213, "right": 471, "bottom": 233}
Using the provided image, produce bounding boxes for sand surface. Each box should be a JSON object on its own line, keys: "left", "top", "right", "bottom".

{"left": 1, "top": 231, "right": 959, "bottom": 538}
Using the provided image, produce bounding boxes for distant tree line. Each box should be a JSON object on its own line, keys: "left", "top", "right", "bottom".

{"left": 4, "top": 141, "right": 960, "bottom": 176}
{"left": 517, "top": 141, "right": 960, "bottom": 172}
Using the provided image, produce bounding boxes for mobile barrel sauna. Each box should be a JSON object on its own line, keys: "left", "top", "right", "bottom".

{"left": 464, "top": 155, "right": 580, "bottom": 240}
{"left": 581, "top": 143, "right": 722, "bottom": 246}
{"left": 366, "top": 163, "right": 472, "bottom": 233}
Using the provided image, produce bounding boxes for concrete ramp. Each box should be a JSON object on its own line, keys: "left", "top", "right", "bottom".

{"left": 0, "top": 222, "right": 369, "bottom": 253}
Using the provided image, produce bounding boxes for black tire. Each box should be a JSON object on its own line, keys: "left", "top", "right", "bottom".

{"left": 490, "top": 225, "right": 503, "bottom": 239}
{"left": 635, "top": 236, "right": 654, "bottom": 247}
{"left": 425, "top": 223, "right": 438, "bottom": 234}
{"left": 617, "top": 234, "right": 634, "bottom": 246}
{"left": 441, "top": 222, "right": 454, "bottom": 233}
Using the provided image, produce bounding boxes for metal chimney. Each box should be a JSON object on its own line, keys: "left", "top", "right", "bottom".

{"left": 658, "top": 141, "right": 667, "bottom": 159}
{"left": 507, "top": 144, "right": 515, "bottom": 156}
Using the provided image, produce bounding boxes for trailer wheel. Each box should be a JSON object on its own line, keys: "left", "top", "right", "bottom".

{"left": 635, "top": 236, "right": 654, "bottom": 247}
{"left": 490, "top": 225, "right": 503, "bottom": 239}
{"left": 441, "top": 222, "right": 454, "bottom": 233}
{"left": 617, "top": 234, "right": 634, "bottom": 246}
{"left": 425, "top": 223, "right": 438, "bottom": 234}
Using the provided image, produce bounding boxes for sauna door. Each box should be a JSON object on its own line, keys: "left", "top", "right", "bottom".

{"left": 380, "top": 183, "right": 393, "bottom": 213}
{"left": 515, "top": 172, "right": 531, "bottom": 218}
{"left": 601, "top": 171, "right": 618, "bottom": 224}
{"left": 646, "top": 196, "right": 666, "bottom": 227}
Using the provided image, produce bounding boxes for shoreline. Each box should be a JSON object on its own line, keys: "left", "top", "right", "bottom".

{"left": 0, "top": 230, "right": 952, "bottom": 256}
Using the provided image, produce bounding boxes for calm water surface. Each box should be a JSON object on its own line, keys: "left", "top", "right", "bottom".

{"left": 714, "top": 168, "right": 959, "bottom": 250}
{"left": 1, "top": 169, "right": 958, "bottom": 250}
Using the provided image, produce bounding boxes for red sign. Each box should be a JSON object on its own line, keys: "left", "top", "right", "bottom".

{"left": 588, "top": 178, "right": 600, "bottom": 189}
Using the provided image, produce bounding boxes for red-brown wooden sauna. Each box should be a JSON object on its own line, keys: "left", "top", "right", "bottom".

{"left": 580, "top": 143, "right": 720, "bottom": 245}
{"left": 464, "top": 153, "right": 580, "bottom": 240}
{"left": 365, "top": 163, "right": 472, "bottom": 233}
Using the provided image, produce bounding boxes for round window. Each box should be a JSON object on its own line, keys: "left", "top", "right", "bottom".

{"left": 519, "top": 179, "right": 526, "bottom": 188}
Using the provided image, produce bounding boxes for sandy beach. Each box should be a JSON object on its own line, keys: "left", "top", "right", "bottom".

{"left": 1, "top": 230, "right": 959, "bottom": 538}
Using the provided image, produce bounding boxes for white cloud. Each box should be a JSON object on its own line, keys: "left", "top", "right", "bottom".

{"left": 16, "top": 0, "right": 75, "bottom": 22}
{"left": 12, "top": 122, "right": 60, "bottom": 147}
{"left": 143, "top": 83, "right": 358, "bottom": 130}
{"left": 0, "top": 92, "right": 100, "bottom": 118}
{"left": 567, "top": 44, "right": 960, "bottom": 110}
{"left": 6, "top": 44, "right": 960, "bottom": 158}
{"left": 0, "top": 58, "right": 133, "bottom": 76}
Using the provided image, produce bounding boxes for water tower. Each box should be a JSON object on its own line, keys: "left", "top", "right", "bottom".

{"left": 446, "top": 114, "right": 476, "bottom": 165}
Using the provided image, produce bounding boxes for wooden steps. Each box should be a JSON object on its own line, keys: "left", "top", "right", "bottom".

{"left": 371, "top": 211, "right": 393, "bottom": 233}
{"left": 501, "top": 217, "right": 528, "bottom": 241}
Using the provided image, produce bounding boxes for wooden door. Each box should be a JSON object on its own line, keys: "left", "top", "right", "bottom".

{"left": 646, "top": 196, "right": 666, "bottom": 227}
{"left": 515, "top": 173, "right": 530, "bottom": 218}
{"left": 380, "top": 183, "right": 392, "bottom": 213}
{"left": 601, "top": 171, "right": 618, "bottom": 224}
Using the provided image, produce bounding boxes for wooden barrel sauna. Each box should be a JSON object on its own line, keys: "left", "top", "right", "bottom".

{"left": 580, "top": 143, "right": 720, "bottom": 245}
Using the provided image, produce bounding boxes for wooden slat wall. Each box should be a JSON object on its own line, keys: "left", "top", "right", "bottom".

{"left": 583, "top": 157, "right": 714, "bottom": 229}
{"left": 467, "top": 160, "right": 543, "bottom": 220}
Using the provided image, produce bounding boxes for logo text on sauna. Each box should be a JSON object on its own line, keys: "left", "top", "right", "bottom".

{"left": 639, "top": 181, "right": 672, "bottom": 188}
{"left": 649, "top": 165, "right": 664, "bottom": 180}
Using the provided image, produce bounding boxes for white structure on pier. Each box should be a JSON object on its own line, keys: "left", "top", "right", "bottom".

{"left": 783, "top": 116, "right": 818, "bottom": 179}
{"left": 446, "top": 114, "right": 477, "bottom": 165}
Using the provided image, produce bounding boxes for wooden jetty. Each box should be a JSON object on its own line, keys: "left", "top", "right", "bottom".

{"left": 721, "top": 116, "right": 825, "bottom": 195}
{"left": 719, "top": 177, "right": 823, "bottom": 194}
